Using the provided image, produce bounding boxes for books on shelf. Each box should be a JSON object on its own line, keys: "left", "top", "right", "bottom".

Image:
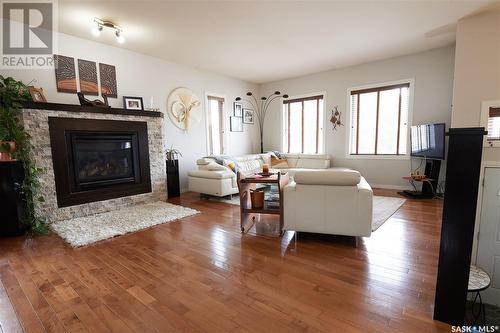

{"left": 264, "top": 200, "right": 280, "bottom": 210}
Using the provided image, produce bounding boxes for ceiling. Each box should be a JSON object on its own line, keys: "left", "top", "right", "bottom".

{"left": 59, "top": 1, "right": 495, "bottom": 84}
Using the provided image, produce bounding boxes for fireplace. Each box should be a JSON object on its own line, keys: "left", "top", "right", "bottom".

{"left": 49, "top": 117, "right": 151, "bottom": 207}
{"left": 71, "top": 133, "right": 138, "bottom": 190}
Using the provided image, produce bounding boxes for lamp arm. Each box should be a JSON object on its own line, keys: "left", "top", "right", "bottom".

{"left": 241, "top": 98, "right": 258, "bottom": 114}
{"left": 263, "top": 92, "right": 279, "bottom": 110}
{"left": 261, "top": 95, "right": 282, "bottom": 121}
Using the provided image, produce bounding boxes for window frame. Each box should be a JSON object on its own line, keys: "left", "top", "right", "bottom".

{"left": 281, "top": 92, "right": 326, "bottom": 154}
{"left": 346, "top": 79, "right": 414, "bottom": 160}
{"left": 204, "top": 93, "right": 226, "bottom": 155}
{"left": 480, "top": 100, "right": 500, "bottom": 148}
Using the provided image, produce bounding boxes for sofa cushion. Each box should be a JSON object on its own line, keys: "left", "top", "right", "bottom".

{"left": 196, "top": 158, "right": 211, "bottom": 165}
{"left": 235, "top": 154, "right": 262, "bottom": 173}
{"left": 188, "top": 170, "right": 234, "bottom": 179}
{"left": 284, "top": 154, "right": 331, "bottom": 169}
{"left": 294, "top": 169, "right": 361, "bottom": 186}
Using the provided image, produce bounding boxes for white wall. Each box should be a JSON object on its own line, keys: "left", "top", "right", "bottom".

{"left": 2, "top": 33, "right": 259, "bottom": 191}
{"left": 452, "top": 10, "right": 500, "bottom": 162}
{"left": 260, "top": 46, "right": 455, "bottom": 188}
{"left": 451, "top": 10, "right": 500, "bottom": 265}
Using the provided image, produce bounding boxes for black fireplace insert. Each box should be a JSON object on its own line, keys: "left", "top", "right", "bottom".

{"left": 49, "top": 117, "right": 151, "bottom": 207}
{"left": 70, "top": 133, "right": 139, "bottom": 190}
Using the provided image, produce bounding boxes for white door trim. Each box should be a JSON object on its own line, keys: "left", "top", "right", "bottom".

{"left": 472, "top": 161, "right": 500, "bottom": 263}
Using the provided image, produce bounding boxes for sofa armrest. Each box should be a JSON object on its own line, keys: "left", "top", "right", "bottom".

{"left": 357, "top": 177, "right": 372, "bottom": 194}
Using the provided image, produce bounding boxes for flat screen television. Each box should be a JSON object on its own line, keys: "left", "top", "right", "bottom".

{"left": 410, "top": 123, "right": 445, "bottom": 160}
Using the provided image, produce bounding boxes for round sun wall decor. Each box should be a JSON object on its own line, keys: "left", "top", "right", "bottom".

{"left": 167, "top": 87, "right": 201, "bottom": 131}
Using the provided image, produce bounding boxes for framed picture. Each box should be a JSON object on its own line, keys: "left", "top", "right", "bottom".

{"left": 28, "top": 86, "right": 47, "bottom": 102}
{"left": 230, "top": 116, "right": 243, "bottom": 132}
{"left": 233, "top": 102, "right": 243, "bottom": 117}
{"left": 123, "top": 96, "right": 144, "bottom": 110}
{"left": 243, "top": 108, "right": 254, "bottom": 124}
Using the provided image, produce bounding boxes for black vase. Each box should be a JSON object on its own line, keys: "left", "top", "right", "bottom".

{"left": 166, "top": 159, "right": 180, "bottom": 198}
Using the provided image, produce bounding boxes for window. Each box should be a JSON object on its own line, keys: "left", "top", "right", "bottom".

{"left": 283, "top": 95, "right": 324, "bottom": 153}
{"left": 349, "top": 83, "right": 410, "bottom": 156}
{"left": 206, "top": 96, "right": 224, "bottom": 155}
{"left": 487, "top": 107, "right": 500, "bottom": 142}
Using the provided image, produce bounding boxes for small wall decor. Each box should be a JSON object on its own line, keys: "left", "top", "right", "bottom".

{"left": 230, "top": 116, "right": 243, "bottom": 132}
{"left": 78, "top": 59, "right": 98, "bottom": 95}
{"left": 167, "top": 87, "right": 201, "bottom": 131}
{"left": 99, "top": 63, "right": 117, "bottom": 98}
{"left": 233, "top": 102, "right": 243, "bottom": 117}
{"left": 243, "top": 109, "right": 254, "bottom": 124}
{"left": 54, "top": 55, "right": 77, "bottom": 93}
{"left": 330, "top": 106, "right": 343, "bottom": 130}
{"left": 28, "top": 86, "right": 47, "bottom": 102}
{"left": 123, "top": 96, "right": 144, "bottom": 110}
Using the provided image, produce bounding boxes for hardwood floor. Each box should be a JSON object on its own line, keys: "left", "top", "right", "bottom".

{"left": 0, "top": 190, "right": 450, "bottom": 332}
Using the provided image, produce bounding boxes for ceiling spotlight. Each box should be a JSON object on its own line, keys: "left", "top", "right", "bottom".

{"left": 92, "top": 18, "right": 125, "bottom": 44}
{"left": 115, "top": 30, "right": 125, "bottom": 44}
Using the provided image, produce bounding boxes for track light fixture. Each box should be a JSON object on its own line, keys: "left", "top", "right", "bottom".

{"left": 92, "top": 18, "right": 125, "bottom": 43}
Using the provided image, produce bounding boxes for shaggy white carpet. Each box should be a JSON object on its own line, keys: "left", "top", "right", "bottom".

{"left": 52, "top": 201, "right": 200, "bottom": 247}
{"left": 371, "top": 196, "right": 406, "bottom": 231}
{"left": 207, "top": 194, "right": 405, "bottom": 232}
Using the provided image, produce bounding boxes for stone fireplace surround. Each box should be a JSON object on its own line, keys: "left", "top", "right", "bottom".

{"left": 22, "top": 102, "right": 166, "bottom": 223}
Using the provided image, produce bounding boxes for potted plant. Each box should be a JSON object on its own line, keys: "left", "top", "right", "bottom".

{"left": 0, "top": 75, "right": 48, "bottom": 234}
{"left": 166, "top": 145, "right": 182, "bottom": 198}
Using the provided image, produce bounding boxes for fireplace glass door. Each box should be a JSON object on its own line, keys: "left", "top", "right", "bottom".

{"left": 70, "top": 133, "right": 140, "bottom": 191}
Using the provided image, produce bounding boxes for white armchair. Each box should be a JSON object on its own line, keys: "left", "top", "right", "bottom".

{"left": 283, "top": 169, "right": 373, "bottom": 237}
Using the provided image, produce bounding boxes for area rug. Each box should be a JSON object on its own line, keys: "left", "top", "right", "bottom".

{"left": 206, "top": 195, "right": 405, "bottom": 232}
{"left": 51, "top": 201, "right": 200, "bottom": 247}
{"left": 371, "top": 196, "right": 406, "bottom": 231}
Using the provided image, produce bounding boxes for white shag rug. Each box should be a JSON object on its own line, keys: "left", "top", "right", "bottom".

{"left": 371, "top": 196, "right": 406, "bottom": 231}
{"left": 206, "top": 195, "right": 405, "bottom": 232}
{"left": 51, "top": 201, "right": 200, "bottom": 247}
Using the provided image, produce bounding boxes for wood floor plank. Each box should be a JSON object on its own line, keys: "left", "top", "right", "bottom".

{"left": 0, "top": 190, "right": 451, "bottom": 332}
{"left": 0, "top": 278, "right": 24, "bottom": 333}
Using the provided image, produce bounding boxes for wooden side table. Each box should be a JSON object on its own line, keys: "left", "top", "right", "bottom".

{"left": 237, "top": 171, "right": 289, "bottom": 234}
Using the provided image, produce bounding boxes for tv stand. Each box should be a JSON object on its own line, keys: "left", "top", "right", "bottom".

{"left": 398, "top": 159, "right": 441, "bottom": 199}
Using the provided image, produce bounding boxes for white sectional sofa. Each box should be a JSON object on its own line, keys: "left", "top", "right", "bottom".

{"left": 188, "top": 153, "right": 331, "bottom": 197}
{"left": 188, "top": 153, "right": 373, "bottom": 239}
{"left": 283, "top": 169, "right": 373, "bottom": 238}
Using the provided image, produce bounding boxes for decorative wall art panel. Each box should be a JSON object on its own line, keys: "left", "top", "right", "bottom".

{"left": 77, "top": 59, "right": 98, "bottom": 95}
{"left": 54, "top": 55, "right": 77, "bottom": 93}
{"left": 99, "top": 63, "right": 117, "bottom": 98}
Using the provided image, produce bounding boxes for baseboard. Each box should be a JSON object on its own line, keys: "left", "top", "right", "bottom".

{"left": 371, "top": 183, "right": 413, "bottom": 191}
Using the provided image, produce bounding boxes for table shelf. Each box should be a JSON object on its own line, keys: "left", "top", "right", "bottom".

{"left": 237, "top": 172, "right": 289, "bottom": 234}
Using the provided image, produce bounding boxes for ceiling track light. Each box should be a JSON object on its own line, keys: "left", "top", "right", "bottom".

{"left": 92, "top": 18, "right": 125, "bottom": 43}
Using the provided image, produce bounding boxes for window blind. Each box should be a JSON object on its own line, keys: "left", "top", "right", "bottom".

{"left": 349, "top": 83, "right": 410, "bottom": 155}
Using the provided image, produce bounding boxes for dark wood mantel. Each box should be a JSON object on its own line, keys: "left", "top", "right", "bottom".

{"left": 23, "top": 101, "right": 163, "bottom": 118}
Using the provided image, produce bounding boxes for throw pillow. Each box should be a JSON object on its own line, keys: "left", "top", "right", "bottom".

{"left": 223, "top": 159, "right": 239, "bottom": 173}
{"left": 271, "top": 155, "right": 289, "bottom": 169}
